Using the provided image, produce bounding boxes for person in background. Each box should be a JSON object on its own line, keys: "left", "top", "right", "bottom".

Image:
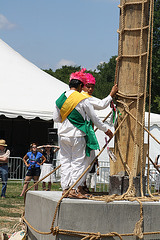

{"left": 82, "top": 73, "right": 118, "bottom": 193}
{"left": 38, "top": 144, "right": 60, "bottom": 191}
{"left": 155, "top": 154, "right": 160, "bottom": 192}
{"left": 0, "top": 139, "right": 10, "bottom": 199}
{"left": 86, "top": 158, "right": 99, "bottom": 192}
{"left": 20, "top": 143, "right": 46, "bottom": 197}
{"left": 53, "top": 68, "right": 113, "bottom": 199}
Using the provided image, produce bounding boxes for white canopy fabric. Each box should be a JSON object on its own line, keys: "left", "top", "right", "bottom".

{"left": 94, "top": 107, "right": 160, "bottom": 128}
{"left": 91, "top": 109, "right": 160, "bottom": 183}
{"left": 94, "top": 107, "right": 160, "bottom": 162}
{"left": 0, "top": 39, "right": 69, "bottom": 120}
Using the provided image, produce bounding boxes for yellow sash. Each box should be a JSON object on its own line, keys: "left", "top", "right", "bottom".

{"left": 60, "top": 91, "right": 88, "bottom": 122}
{"left": 81, "top": 92, "right": 92, "bottom": 98}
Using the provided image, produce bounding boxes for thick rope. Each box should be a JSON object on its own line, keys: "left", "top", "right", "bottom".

{"left": 118, "top": 0, "right": 148, "bottom": 7}
{"left": 140, "top": 0, "right": 149, "bottom": 197}
{"left": 117, "top": 25, "right": 149, "bottom": 32}
{"left": 125, "top": 108, "right": 160, "bottom": 145}
{"left": 147, "top": 0, "right": 154, "bottom": 197}
{"left": 132, "top": 0, "right": 145, "bottom": 198}
{"left": 117, "top": 91, "right": 144, "bottom": 99}
{"left": 94, "top": 110, "right": 112, "bottom": 132}
{"left": 141, "top": 0, "right": 152, "bottom": 197}
{"left": 23, "top": 164, "right": 61, "bottom": 204}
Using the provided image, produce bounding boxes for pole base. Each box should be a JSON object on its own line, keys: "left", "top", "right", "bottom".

{"left": 109, "top": 175, "right": 146, "bottom": 196}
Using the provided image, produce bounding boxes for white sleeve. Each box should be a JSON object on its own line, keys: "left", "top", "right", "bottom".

{"left": 82, "top": 99, "right": 108, "bottom": 132}
{"left": 89, "top": 95, "right": 112, "bottom": 110}
{"left": 53, "top": 104, "right": 62, "bottom": 123}
{"left": 0, "top": 149, "right": 10, "bottom": 160}
{"left": 3, "top": 150, "right": 10, "bottom": 158}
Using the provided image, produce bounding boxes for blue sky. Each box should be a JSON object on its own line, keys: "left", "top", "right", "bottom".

{"left": 0, "top": 0, "right": 120, "bottom": 71}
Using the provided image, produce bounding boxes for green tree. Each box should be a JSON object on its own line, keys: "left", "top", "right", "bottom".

{"left": 43, "top": 57, "right": 117, "bottom": 100}
{"left": 94, "top": 56, "right": 117, "bottom": 99}
{"left": 151, "top": 0, "right": 160, "bottom": 113}
{"left": 44, "top": 65, "right": 81, "bottom": 84}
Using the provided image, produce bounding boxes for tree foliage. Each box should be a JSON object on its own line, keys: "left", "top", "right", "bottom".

{"left": 43, "top": 56, "right": 117, "bottom": 100}
{"left": 151, "top": 0, "right": 160, "bottom": 113}
{"left": 43, "top": 66, "right": 81, "bottom": 85}
{"left": 94, "top": 56, "right": 117, "bottom": 98}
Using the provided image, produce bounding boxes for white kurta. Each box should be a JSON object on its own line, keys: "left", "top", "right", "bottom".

{"left": 85, "top": 94, "right": 113, "bottom": 174}
{"left": 53, "top": 90, "right": 109, "bottom": 190}
{"left": 88, "top": 95, "right": 112, "bottom": 110}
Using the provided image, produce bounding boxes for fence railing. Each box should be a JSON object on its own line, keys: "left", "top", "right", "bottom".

{"left": 95, "top": 161, "right": 110, "bottom": 192}
{"left": 6, "top": 157, "right": 159, "bottom": 193}
{"left": 8, "top": 157, "right": 26, "bottom": 181}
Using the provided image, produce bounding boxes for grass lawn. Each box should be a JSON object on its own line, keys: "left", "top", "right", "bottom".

{"left": 0, "top": 180, "right": 61, "bottom": 236}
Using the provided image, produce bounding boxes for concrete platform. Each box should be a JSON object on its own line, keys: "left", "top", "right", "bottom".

{"left": 25, "top": 191, "right": 160, "bottom": 240}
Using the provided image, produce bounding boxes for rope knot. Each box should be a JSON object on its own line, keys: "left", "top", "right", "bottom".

{"left": 134, "top": 218, "right": 144, "bottom": 239}
{"left": 96, "top": 232, "right": 101, "bottom": 239}
{"left": 51, "top": 226, "right": 59, "bottom": 236}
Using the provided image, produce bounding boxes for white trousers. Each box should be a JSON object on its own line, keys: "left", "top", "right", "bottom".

{"left": 39, "top": 163, "right": 56, "bottom": 183}
{"left": 85, "top": 150, "right": 96, "bottom": 189}
{"left": 59, "top": 136, "right": 89, "bottom": 190}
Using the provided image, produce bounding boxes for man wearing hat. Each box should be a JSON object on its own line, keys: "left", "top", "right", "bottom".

{"left": 53, "top": 68, "right": 113, "bottom": 199}
{"left": 0, "top": 139, "right": 10, "bottom": 198}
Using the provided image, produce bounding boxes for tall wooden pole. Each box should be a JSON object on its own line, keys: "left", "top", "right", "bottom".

{"left": 109, "top": 0, "right": 150, "bottom": 195}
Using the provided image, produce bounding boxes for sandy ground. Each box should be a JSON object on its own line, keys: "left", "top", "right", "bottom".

{"left": 0, "top": 206, "right": 25, "bottom": 239}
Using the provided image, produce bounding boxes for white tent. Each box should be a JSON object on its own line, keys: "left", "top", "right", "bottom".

{"left": 144, "top": 112, "right": 160, "bottom": 162}
{"left": 94, "top": 107, "right": 160, "bottom": 163}
{"left": 0, "top": 39, "right": 69, "bottom": 120}
{"left": 0, "top": 39, "right": 69, "bottom": 156}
